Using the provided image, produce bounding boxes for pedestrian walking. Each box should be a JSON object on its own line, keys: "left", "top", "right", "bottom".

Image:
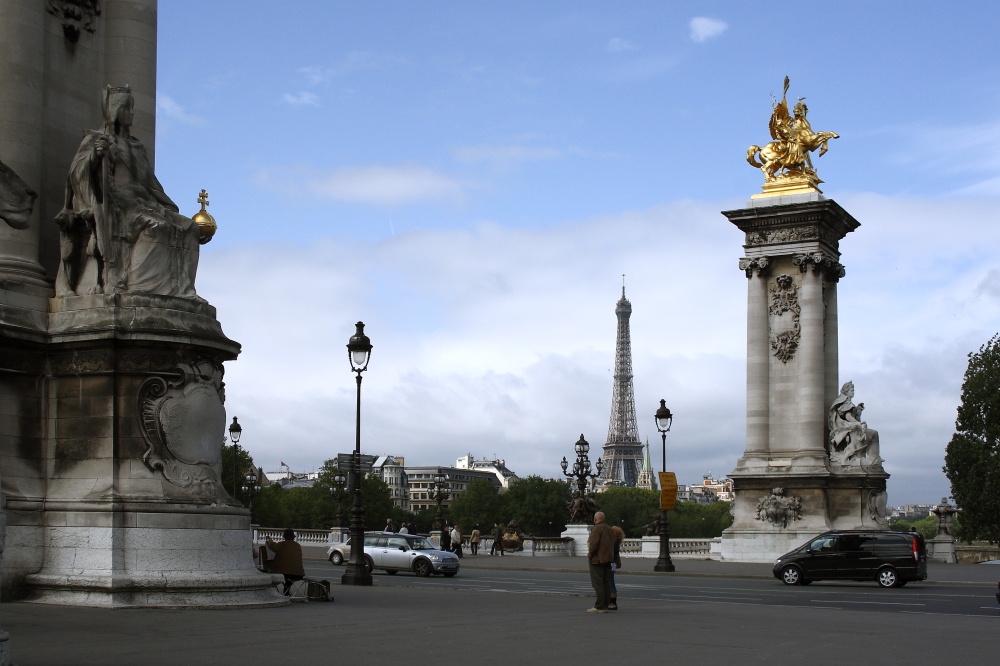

{"left": 586, "top": 511, "right": 615, "bottom": 613}
{"left": 451, "top": 525, "right": 463, "bottom": 558}
{"left": 609, "top": 525, "right": 625, "bottom": 611}
{"left": 385, "top": 518, "right": 396, "bottom": 533}
{"left": 398, "top": 523, "right": 409, "bottom": 534}
{"left": 470, "top": 526, "right": 481, "bottom": 555}
{"left": 493, "top": 523, "right": 505, "bottom": 556}
{"left": 440, "top": 524, "right": 452, "bottom": 552}
{"left": 407, "top": 521, "right": 416, "bottom": 535}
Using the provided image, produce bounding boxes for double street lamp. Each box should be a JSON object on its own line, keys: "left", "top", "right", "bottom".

{"left": 431, "top": 474, "right": 450, "bottom": 531}
{"left": 342, "top": 321, "right": 373, "bottom": 586}
{"left": 653, "top": 399, "right": 675, "bottom": 573}
{"left": 560, "top": 434, "right": 604, "bottom": 498}
{"left": 330, "top": 471, "right": 348, "bottom": 528}
{"left": 228, "top": 417, "right": 242, "bottom": 501}
{"left": 242, "top": 468, "right": 261, "bottom": 524}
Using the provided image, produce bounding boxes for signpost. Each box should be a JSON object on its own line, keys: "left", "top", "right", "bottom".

{"left": 659, "top": 472, "right": 678, "bottom": 510}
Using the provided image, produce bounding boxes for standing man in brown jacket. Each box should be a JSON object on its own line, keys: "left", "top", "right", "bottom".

{"left": 587, "top": 511, "right": 615, "bottom": 613}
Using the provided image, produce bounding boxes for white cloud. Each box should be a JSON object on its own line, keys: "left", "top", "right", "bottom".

{"left": 306, "top": 164, "right": 465, "bottom": 206}
{"left": 156, "top": 95, "right": 206, "bottom": 124}
{"left": 606, "top": 38, "right": 638, "bottom": 53}
{"left": 282, "top": 91, "right": 321, "bottom": 107}
{"left": 888, "top": 119, "right": 1000, "bottom": 194}
{"left": 195, "top": 195, "right": 1000, "bottom": 504}
{"left": 299, "top": 51, "right": 406, "bottom": 84}
{"left": 689, "top": 17, "right": 728, "bottom": 43}
{"left": 452, "top": 143, "right": 564, "bottom": 165}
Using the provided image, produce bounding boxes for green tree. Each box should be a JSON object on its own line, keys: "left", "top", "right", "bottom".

{"left": 596, "top": 487, "right": 660, "bottom": 537}
{"left": 220, "top": 444, "right": 256, "bottom": 507}
{"left": 449, "top": 478, "right": 503, "bottom": 532}
{"left": 502, "top": 476, "right": 572, "bottom": 536}
{"left": 944, "top": 335, "right": 1000, "bottom": 542}
{"left": 890, "top": 514, "right": 938, "bottom": 540}
{"left": 668, "top": 501, "right": 734, "bottom": 538}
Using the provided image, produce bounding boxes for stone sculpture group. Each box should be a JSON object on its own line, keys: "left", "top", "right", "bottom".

{"left": 56, "top": 85, "right": 206, "bottom": 298}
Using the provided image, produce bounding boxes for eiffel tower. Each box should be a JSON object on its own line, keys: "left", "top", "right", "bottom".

{"left": 601, "top": 281, "right": 643, "bottom": 487}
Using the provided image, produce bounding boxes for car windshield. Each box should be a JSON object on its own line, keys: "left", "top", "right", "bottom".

{"left": 409, "top": 538, "right": 435, "bottom": 550}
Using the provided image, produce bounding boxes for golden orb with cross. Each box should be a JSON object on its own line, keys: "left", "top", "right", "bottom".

{"left": 192, "top": 189, "right": 217, "bottom": 244}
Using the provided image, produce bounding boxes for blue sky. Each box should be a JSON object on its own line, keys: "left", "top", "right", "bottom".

{"left": 155, "top": 2, "right": 1000, "bottom": 504}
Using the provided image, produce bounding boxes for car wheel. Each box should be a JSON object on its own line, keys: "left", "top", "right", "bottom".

{"left": 413, "top": 560, "right": 432, "bottom": 577}
{"left": 780, "top": 565, "right": 803, "bottom": 585}
{"left": 363, "top": 556, "right": 374, "bottom": 574}
{"left": 330, "top": 552, "right": 343, "bottom": 566}
{"left": 442, "top": 572, "right": 457, "bottom": 578}
{"left": 877, "top": 567, "right": 899, "bottom": 588}
{"left": 385, "top": 569, "right": 398, "bottom": 575}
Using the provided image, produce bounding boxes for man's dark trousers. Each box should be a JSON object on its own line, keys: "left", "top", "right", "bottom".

{"left": 589, "top": 563, "right": 612, "bottom": 609}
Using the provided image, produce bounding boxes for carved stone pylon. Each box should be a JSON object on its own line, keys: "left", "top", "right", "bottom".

{"left": 719, "top": 193, "right": 889, "bottom": 562}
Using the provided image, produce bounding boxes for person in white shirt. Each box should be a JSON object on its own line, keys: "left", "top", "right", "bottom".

{"left": 450, "top": 525, "right": 463, "bottom": 558}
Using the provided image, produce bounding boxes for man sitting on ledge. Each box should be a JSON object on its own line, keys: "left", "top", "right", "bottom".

{"left": 266, "top": 529, "right": 305, "bottom": 595}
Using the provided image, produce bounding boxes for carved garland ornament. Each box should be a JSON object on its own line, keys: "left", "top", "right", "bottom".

{"left": 755, "top": 488, "right": 802, "bottom": 528}
{"left": 47, "top": 0, "right": 101, "bottom": 42}
{"left": 768, "top": 274, "right": 800, "bottom": 363}
{"left": 745, "top": 226, "right": 817, "bottom": 246}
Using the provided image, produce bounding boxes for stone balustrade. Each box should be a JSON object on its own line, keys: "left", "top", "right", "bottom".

{"left": 252, "top": 527, "right": 331, "bottom": 545}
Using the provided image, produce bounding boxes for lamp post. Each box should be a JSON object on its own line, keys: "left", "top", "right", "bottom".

{"left": 431, "top": 474, "right": 450, "bottom": 532}
{"left": 331, "top": 471, "right": 348, "bottom": 528}
{"left": 560, "top": 434, "right": 603, "bottom": 523}
{"left": 654, "top": 399, "right": 675, "bottom": 572}
{"left": 228, "top": 417, "right": 242, "bottom": 502}
{"left": 342, "top": 321, "right": 373, "bottom": 586}
{"left": 241, "top": 467, "right": 261, "bottom": 524}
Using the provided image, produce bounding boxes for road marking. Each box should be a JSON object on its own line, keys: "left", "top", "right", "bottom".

{"left": 810, "top": 600, "right": 924, "bottom": 606}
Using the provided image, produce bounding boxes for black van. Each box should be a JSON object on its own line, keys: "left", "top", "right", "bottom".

{"left": 773, "top": 530, "right": 927, "bottom": 587}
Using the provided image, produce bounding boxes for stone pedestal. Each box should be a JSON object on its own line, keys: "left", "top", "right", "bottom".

{"left": 720, "top": 194, "right": 890, "bottom": 562}
{"left": 927, "top": 536, "right": 957, "bottom": 564}
{"left": 561, "top": 523, "right": 593, "bottom": 557}
{"left": 1, "top": 294, "right": 283, "bottom": 607}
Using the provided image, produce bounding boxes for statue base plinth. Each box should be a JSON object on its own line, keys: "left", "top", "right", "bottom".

{"left": 750, "top": 174, "right": 823, "bottom": 199}
{"left": 720, "top": 468, "right": 889, "bottom": 562}
{"left": 927, "top": 536, "right": 957, "bottom": 564}
{"left": 560, "top": 523, "right": 593, "bottom": 557}
{"left": 24, "top": 508, "right": 285, "bottom": 608}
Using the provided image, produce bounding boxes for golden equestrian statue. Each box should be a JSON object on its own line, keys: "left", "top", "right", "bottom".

{"left": 747, "top": 76, "right": 839, "bottom": 198}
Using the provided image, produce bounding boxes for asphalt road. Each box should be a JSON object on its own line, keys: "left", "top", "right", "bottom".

{"left": 5, "top": 564, "right": 997, "bottom": 664}
{"left": 307, "top": 561, "right": 1000, "bottom": 617}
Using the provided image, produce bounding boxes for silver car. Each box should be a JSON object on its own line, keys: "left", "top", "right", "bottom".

{"left": 327, "top": 532, "right": 460, "bottom": 577}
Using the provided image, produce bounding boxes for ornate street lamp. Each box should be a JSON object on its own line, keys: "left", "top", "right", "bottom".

{"left": 342, "top": 321, "right": 373, "bottom": 586}
{"left": 242, "top": 467, "right": 262, "bottom": 524}
{"left": 653, "top": 399, "right": 675, "bottom": 572}
{"left": 561, "top": 434, "right": 604, "bottom": 524}
{"left": 228, "top": 416, "right": 242, "bottom": 501}
{"left": 431, "top": 474, "right": 450, "bottom": 532}
{"left": 331, "top": 471, "right": 348, "bottom": 528}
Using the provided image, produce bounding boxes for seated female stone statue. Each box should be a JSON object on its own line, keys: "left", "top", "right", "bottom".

{"left": 55, "top": 85, "right": 205, "bottom": 298}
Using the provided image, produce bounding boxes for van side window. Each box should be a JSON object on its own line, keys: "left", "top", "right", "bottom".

{"left": 809, "top": 536, "right": 836, "bottom": 551}
{"left": 838, "top": 535, "right": 864, "bottom": 551}
{"left": 873, "top": 533, "right": 907, "bottom": 552}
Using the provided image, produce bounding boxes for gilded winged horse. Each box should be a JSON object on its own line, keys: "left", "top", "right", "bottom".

{"left": 747, "top": 77, "right": 839, "bottom": 182}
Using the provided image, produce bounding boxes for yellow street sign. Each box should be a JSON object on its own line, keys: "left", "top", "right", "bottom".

{"left": 659, "top": 472, "right": 678, "bottom": 510}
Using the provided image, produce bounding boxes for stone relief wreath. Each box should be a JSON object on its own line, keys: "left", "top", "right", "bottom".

{"left": 138, "top": 360, "right": 228, "bottom": 500}
{"left": 755, "top": 488, "right": 802, "bottom": 528}
{"left": 768, "top": 274, "right": 801, "bottom": 363}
